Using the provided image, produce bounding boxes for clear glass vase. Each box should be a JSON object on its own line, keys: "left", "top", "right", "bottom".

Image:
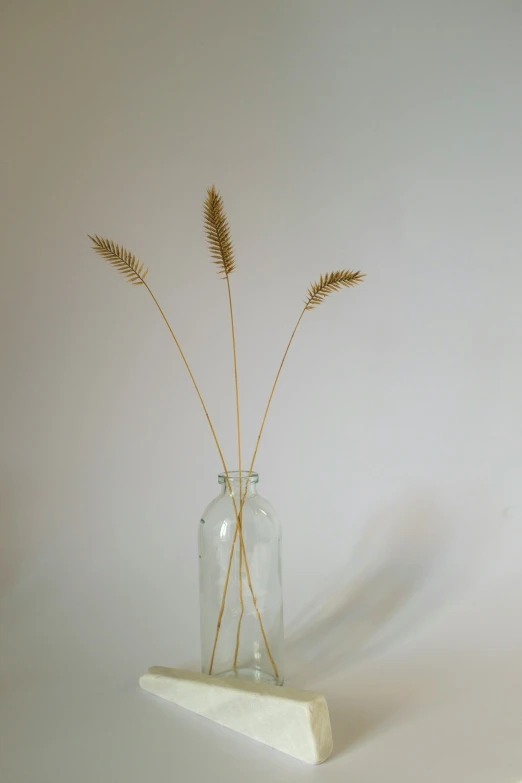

{"left": 198, "top": 471, "right": 284, "bottom": 686}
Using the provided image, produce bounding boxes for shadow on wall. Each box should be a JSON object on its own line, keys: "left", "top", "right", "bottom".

{"left": 285, "top": 493, "right": 459, "bottom": 688}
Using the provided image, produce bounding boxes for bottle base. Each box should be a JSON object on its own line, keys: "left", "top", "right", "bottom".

{"left": 216, "top": 667, "right": 283, "bottom": 687}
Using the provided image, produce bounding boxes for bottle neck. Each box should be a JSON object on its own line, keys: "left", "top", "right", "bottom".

{"left": 218, "top": 471, "right": 259, "bottom": 498}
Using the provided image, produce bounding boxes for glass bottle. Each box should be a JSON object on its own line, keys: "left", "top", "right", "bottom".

{"left": 198, "top": 471, "right": 284, "bottom": 686}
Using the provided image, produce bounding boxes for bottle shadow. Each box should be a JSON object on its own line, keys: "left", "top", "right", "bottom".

{"left": 285, "top": 493, "right": 460, "bottom": 755}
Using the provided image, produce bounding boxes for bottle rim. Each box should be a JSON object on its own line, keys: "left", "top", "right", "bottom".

{"left": 218, "top": 470, "right": 259, "bottom": 484}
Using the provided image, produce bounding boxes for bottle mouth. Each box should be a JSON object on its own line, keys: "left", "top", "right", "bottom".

{"left": 218, "top": 470, "right": 259, "bottom": 484}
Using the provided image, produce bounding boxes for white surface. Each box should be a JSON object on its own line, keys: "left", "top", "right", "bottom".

{"left": 140, "top": 666, "right": 332, "bottom": 764}
{"left": 2, "top": 1, "right": 522, "bottom": 781}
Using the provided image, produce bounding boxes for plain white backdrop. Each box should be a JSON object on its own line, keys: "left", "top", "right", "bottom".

{"left": 2, "top": 1, "right": 522, "bottom": 781}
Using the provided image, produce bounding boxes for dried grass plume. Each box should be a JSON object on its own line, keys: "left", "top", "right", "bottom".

{"left": 203, "top": 186, "right": 236, "bottom": 277}
{"left": 88, "top": 235, "right": 149, "bottom": 286}
{"left": 305, "top": 270, "right": 365, "bottom": 310}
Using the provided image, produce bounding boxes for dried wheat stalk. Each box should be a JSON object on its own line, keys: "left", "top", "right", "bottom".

{"left": 88, "top": 231, "right": 276, "bottom": 677}
{"left": 204, "top": 187, "right": 268, "bottom": 675}
{"left": 215, "top": 269, "right": 365, "bottom": 666}
{"left": 88, "top": 235, "right": 229, "bottom": 468}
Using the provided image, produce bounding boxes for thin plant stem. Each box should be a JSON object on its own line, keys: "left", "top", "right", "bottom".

{"left": 226, "top": 276, "right": 244, "bottom": 668}
{"left": 210, "top": 307, "right": 307, "bottom": 677}
{"left": 246, "top": 307, "right": 306, "bottom": 480}
{"left": 226, "top": 276, "right": 242, "bottom": 485}
{"left": 233, "top": 535, "right": 244, "bottom": 669}
{"left": 202, "top": 189, "right": 279, "bottom": 677}
{"left": 226, "top": 276, "right": 245, "bottom": 671}
{"left": 140, "top": 280, "right": 275, "bottom": 676}
{"left": 207, "top": 480, "right": 277, "bottom": 678}
{"left": 215, "top": 269, "right": 363, "bottom": 672}
{"left": 143, "top": 281, "right": 228, "bottom": 470}
{"left": 238, "top": 527, "right": 279, "bottom": 677}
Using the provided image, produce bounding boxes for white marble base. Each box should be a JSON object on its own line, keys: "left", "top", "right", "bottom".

{"left": 139, "top": 666, "right": 333, "bottom": 765}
